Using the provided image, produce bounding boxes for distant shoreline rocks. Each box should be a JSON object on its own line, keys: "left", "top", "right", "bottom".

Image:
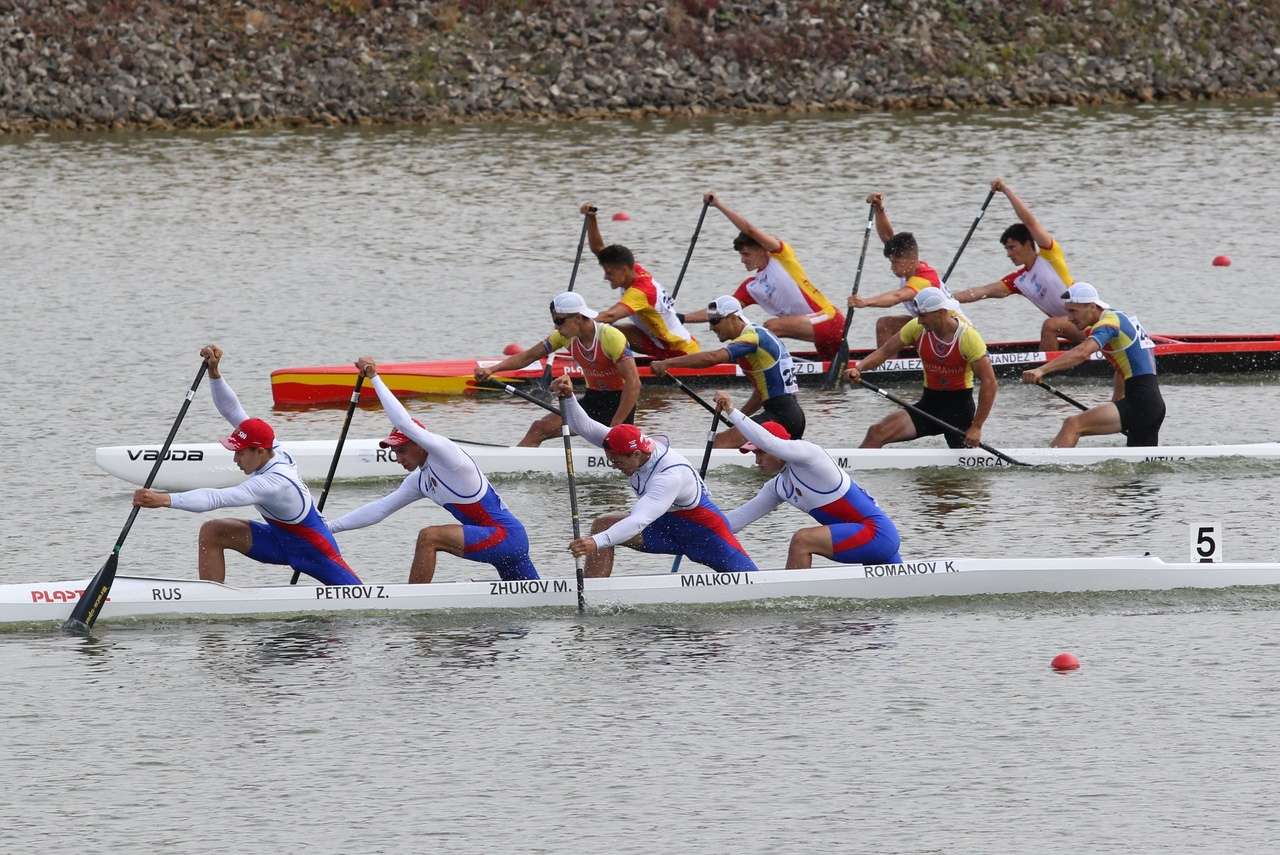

{"left": 2, "top": 0, "right": 1277, "bottom": 134}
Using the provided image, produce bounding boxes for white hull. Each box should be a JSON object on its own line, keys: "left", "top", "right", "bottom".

{"left": 5, "top": 557, "right": 1280, "bottom": 626}
{"left": 94, "top": 440, "right": 1280, "bottom": 491}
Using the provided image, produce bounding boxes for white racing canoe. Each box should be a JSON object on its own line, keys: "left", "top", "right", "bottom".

{"left": 5, "top": 556, "right": 1280, "bottom": 626}
{"left": 94, "top": 440, "right": 1280, "bottom": 490}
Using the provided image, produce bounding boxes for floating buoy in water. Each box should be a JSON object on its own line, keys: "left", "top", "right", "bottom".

{"left": 502, "top": 343, "right": 522, "bottom": 356}
{"left": 1051, "top": 652, "right": 1080, "bottom": 671}
{"left": 612, "top": 211, "right": 630, "bottom": 221}
{"left": 1212, "top": 255, "right": 1232, "bottom": 267}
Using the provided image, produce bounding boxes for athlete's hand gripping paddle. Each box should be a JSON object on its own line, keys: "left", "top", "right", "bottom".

{"left": 63, "top": 360, "right": 209, "bottom": 634}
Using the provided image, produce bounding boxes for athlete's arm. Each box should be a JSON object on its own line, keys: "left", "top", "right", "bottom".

{"left": 591, "top": 467, "right": 688, "bottom": 548}
{"left": 848, "top": 335, "right": 907, "bottom": 380}
{"left": 724, "top": 408, "right": 808, "bottom": 464}
{"left": 706, "top": 192, "right": 782, "bottom": 253}
{"left": 739, "top": 389, "right": 763, "bottom": 417}
{"left": 557, "top": 380, "right": 610, "bottom": 447}
{"left": 1023, "top": 337, "right": 1101, "bottom": 382}
{"left": 368, "top": 374, "right": 474, "bottom": 471}
{"left": 851, "top": 285, "right": 918, "bottom": 309}
{"left": 612, "top": 356, "right": 641, "bottom": 427}
{"left": 200, "top": 344, "right": 251, "bottom": 428}
{"left": 328, "top": 475, "right": 420, "bottom": 533}
{"left": 474, "top": 341, "right": 547, "bottom": 382}
{"left": 968, "top": 356, "right": 997, "bottom": 446}
{"left": 1111, "top": 369, "right": 1125, "bottom": 402}
{"left": 582, "top": 203, "right": 604, "bottom": 254}
{"left": 595, "top": 301, "right": 632, "bottom": 324}
{"left": 993, "top": 178, "right": 1053, "bottom": 249}
{"left": 166, "top": 472, "right": 291, "bottom": 513}
{"left": 650, "top": 347, "right": 731, "bottom": 374}
{"left": 954, "top": 281, "right": 1013, "bottom": 303}
{"left": 867, "top": 192, "right": 894, "bottom": 243}
{"left": 681, "top": 308, "right": 710, "bottom": 324}
{"left": 724, "top": 483, "right": 784, "bottom": 532}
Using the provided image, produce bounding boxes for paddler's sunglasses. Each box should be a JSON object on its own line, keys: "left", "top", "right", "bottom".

{"left": 707, "top": 314, "right": 727, "bottom": 326}
{"left": 551, "top": 314, "right": 573, "bottom": 326}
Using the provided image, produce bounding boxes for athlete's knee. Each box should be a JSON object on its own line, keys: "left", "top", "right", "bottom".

{"left": 199, "top": 519, "right": 239, "bottom": 547}
{"left": 416, "top": 526, "right": 448, "bottom": 547}
{"left": 589, "top": 515, "right": 619, "bottom": 535}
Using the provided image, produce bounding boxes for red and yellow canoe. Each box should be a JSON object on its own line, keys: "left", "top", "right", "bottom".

{"left": 270, "top": 333, "right": 1280, "bottom": 408}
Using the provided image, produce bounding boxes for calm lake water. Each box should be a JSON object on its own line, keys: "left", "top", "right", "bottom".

{"left": 2, "top": 100, "right": 1279, "bottom": 853}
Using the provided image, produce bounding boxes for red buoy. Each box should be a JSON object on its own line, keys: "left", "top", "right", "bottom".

{"left": 1051, "top": 652, "right": 1080, "bottom": 671}
{"left": 502, "top": 343, "right": 522, "bottom": 356}
{"left": 1212, "top": 255, "right": 1231, "bottom": 267}
{"left": 612, "top": 211, "right": 630, "bottom": 221}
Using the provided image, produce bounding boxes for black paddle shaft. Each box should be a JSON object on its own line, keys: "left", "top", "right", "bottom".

{"left": 668, "top": 199, "right": 711, "bottom": 303}
{"left": 856, "top": 379, "right": 1029, "bottom": 467}
{"left": 290, "top": 372, "right": 366, "bottom": 585}
{"left": 824, "top": 203, "right": 876, "bottom": 388}
{"left": 941, "top": 189, "right": 996, "bottom": 284}
{"left": 64, "top": 360, "right": 209, "bottom": 634}
{"left": 561, "top": 423, "right": 586, "bottom": 612}
{"left": 540, "top": 209, "right": 595, "bottom": 387}
{"left": 1035, "top": 379, "right": 1088, "bottom": 412}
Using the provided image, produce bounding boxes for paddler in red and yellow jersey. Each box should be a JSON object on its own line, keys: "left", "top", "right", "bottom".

{"left": 847, "top": 288, "right": 998, "bottom": 449}
{"left": 850, "top": 192, "right": 958, "bottom": 347}
{"left": 952, "top": 177, "right": 1085, "bottom": 353}
{"left": 681, "top": 192, "right": 847, "bottom": 359}
{"left": 580, "top": 202, "right": 701, "bottom": 359}
{"left": 474, "top": 291, "right": 640, "bottom": 447}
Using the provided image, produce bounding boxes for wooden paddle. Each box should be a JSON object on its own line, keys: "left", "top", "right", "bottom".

{"left": 941, "top": 188, "right": 996, "bottom": 284}
{"left": 668, "top": 199, "right": 711, "bottom": 303}
{"left": 823, "top": 202, "right": 875, "bottom": 389}
{"left": 291, "top": 372, "right": 365, "bottom": 585}
{"left": 665, "top": 374, "right": 728, "bottom": 573}
{"left": 855, "top": 379, "right": 1029, "bottom": 467}
{"left": 63, "top": 360, "right": 209, "bottom": 634}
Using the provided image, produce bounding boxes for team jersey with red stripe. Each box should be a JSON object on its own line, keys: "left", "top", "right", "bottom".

{"left": 900, "top": 261, "right": 955, "bottom": 317}
{"left": 561, "top": 393, "right": 750, "bottom": 564}
{"left": 899, "top": 317, "right": 988, "bottom": 391}
{"left": 542, "top": 322, "right": 631, "bottom": 391}
{"left": 1000, "top": 240, "right": 1073, "bottom": 318}
{"left": 619, "top": 264, "right": 699, "bottom": 355}
{"left": 733, "top": 241, "right": 837, "bottom": 320}
{"left": 329, "top": 376, "right": 527, "bottom": 536}
{"left": 1087, "top": 309, "right": 1157, "bottom": 379}
{"left": 723, "top": 410, "right": 893, "bottom": 531}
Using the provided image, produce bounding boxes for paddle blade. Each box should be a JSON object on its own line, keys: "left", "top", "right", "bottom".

{"left": 823, "top": 342, "right": 850, "bottom": 390}
{"left": 62, "top": 552, "right": 118, "bottom": 634}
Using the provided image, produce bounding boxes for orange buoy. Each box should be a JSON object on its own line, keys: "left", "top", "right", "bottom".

{"left": 502, "top": 343, "right": 522, "bottom": 356}
{"left": 1212, "top": 255, "right": 1232, "bottom": 267}
{"left": 1050, "top": 652, "right": 1080, "bottom": 671}
{"left": 612, "top": 211, "right": 630, "bottom": 221}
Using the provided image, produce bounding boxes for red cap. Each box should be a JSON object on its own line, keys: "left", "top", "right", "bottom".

{"left": 379, "top": 418, "right": 426, "bottom": 449}
{"left": 221, "top": 418, "right": 275, "bottom": 451}
{"left": 740, "top": 420, "right": 790, "bottom": 454}
{"left": 602, "top": 424, "right": 653, "bottom": 455}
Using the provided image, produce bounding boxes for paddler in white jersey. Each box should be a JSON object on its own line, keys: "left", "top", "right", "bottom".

{"left": 132, "top": 345, "right": 362, "bottom": 586}
{"left": 951, "top": 177, "right": 1084, "bottom": 352}
{"left": 550, "top": 375, "right": 757, "bottom": 577}
{"left": 714, "top": 391, "right": 903, "bottom": 568}
{"left": 328, "top": 358, "right": 540, "bottom": 583}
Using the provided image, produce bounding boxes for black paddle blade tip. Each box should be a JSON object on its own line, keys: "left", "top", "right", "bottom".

{"left": 60, "top": 618, "right": 92, "bottom": 636}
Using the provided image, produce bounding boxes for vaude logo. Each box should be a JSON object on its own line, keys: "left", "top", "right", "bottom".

{"left": 126, "top": 449, "right": 205, "bottom": 462}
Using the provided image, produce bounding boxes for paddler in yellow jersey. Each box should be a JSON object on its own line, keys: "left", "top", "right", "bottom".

{"left": 850, "top": 192, "right": 957, "bottom": 347}
{"left": 579, "top": 202, "right": 701, "bottom": 359}
{"left": 474, "top": 291, "right": 641, "bottom": 446}
{"left": 679, "top": 192, "right": 847, "bottom": 359}
{"left": 847, "top": 288, "right": 998, "bottom": 449}
{"left": 951, "top": 177, "right": 1085, "bottom": 353}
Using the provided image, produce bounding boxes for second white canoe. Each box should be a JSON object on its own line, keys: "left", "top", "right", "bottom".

{"left": 94, "top": 439, "right": 1280, "bottom": 491}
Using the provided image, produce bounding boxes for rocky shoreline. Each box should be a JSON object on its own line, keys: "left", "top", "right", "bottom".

{"left": 2, "top": 0, "right": 1278, "bottom": 134}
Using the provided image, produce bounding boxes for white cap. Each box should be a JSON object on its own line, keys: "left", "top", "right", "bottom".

{"left": 913, "top": 287, "right": 961, "bottom": 315}
{"left": 1061, "top": 282, "right": 1109, "bottom": 309}
{"left": 550, "top": 291, "right": 598, "bottom": 319}
{"left": 707, "top": 295, "right": 745, "bottom": 322}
